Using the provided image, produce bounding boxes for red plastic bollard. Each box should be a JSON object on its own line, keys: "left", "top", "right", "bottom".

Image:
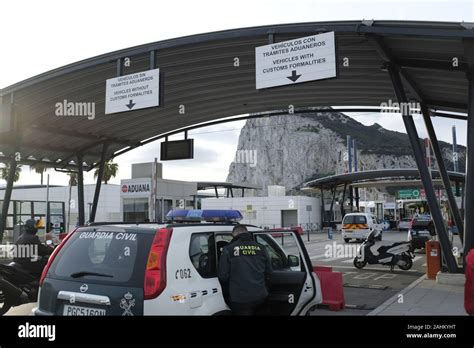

{"left": 465, "top": 249, "right": 474, "bottom": 315}
{"left": 313, "top": 265, "right": 332, "bottom": 273}
{"left": 315, "top": 270, "right": 345, "bottom": 311}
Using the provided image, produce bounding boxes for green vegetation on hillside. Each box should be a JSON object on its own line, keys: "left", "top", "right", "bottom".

{"left": 296, "top": 112, "right": 465, "bottom": 171}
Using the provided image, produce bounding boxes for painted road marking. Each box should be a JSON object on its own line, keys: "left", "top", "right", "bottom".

{"left": 353, "top": 272, "right": 378, "bottom": 280}
{"left": 310, "top": 254, "right": 327, "bottom": 260}
{"left": 373, "top": 273, "right": 397, "bottom": 281}
{"left": 331, "top": 265, "right": 421, "bottom": 273}
{"left": 320, "top": 257, "right": 341, "bottom": 262}
{"left": 344, "top": 283, "right": 388, "bottom": 290}
{"left": 341, "top": 258, "right": 355, "bottom": 263}
{"left": 342, "top": 271, "right": 357, "bottom": 277}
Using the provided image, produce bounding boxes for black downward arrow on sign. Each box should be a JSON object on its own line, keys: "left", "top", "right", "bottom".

{"left": 126, "top": 100, "right": 136, "bottom": 110}
{"left": 287, "top": 70, "right": 302, "bottom": 82}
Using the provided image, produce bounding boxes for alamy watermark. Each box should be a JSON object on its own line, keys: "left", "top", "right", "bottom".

{"left": 324, "top": 241, "right": 363, "bottom": 259}
{"left": 55, "top": 99, "right": 96, "bottom": 120}
{"left": 380, "top": 99, "right": 421, "bottom": 115}
{"left": 0, "top": 243, "right": 39, "bottom": 261}
{"left": 235, "top": 149, "right": 257, "bottom": 168}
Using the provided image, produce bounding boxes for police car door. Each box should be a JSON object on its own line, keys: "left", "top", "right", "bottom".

{"left": 253, "top": 230, "right": 317, "bottom": 315}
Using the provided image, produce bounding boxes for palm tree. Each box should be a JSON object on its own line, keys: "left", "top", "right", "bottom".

{"left": 30, "top": 163, "right": 48, "bottom": 185}
{"left": 67, "top": 173, "right": 78, "bottom": 231}
{"left": 94, "top": 161, "right": 119, "bottom": 184}
{"left": 0, "top": 163, "right": 22, "bottom": 182}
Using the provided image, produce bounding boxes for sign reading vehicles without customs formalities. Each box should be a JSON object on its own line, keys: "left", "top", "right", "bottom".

{"left": 255, "top": 32, "right": 336, "bottom": 89}
{"left": 105, "top": 68, "right": 160, "bottom": 114}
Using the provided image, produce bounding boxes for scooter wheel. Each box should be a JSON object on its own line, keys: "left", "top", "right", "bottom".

{"left": 0, "top": 289, "right": 12, "bottom": 316}
{"left": 398, "top": 254, "right": 413, "bottom": 271}
{"left": 353, "top": 257, "right": 366, "bottom": 269}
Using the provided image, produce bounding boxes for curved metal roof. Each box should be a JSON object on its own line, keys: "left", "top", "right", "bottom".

{"left": 0, "top": 20, "right": 472, "bottom": 170}
{"left": 302, "top": 168, "right": 465, "bottom": 190}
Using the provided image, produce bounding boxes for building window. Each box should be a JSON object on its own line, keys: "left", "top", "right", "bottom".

{"left": 123, "top": 198, "right": 149, "bottom": 222}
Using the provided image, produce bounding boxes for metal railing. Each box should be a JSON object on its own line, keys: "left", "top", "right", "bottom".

{"left": 259, "top": 222, "right": 329, "bottom": 242}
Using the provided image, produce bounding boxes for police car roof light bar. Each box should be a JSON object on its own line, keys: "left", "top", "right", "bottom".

{"left": 165, "top": 209, "right": 243, "bottom": 223}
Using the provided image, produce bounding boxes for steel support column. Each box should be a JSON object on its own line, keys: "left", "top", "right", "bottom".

{"left": 341, "top": 183, "right": 347, "bottom": 218}
{"left": 348, "top": 185, "right": 353, "bottom": 213}
{"left": 0, "top": 157, "right": 17, "bottom": 242}
{"left": 421, "top": 105, "right": 464, "bottom": 244}
{"left": 353, "top": 139, "right": 360, "bottom": 211}
{"left": 464, "top": 71, "right": 474, "bottom": 255}
{"left": 77, "top": 154, "right": 85, "bottom": 226}
{"left": 388, "top": 65, "right": 458, "bottom": 273}
{"left": 329, "top": 186, "right": 337, "bottom": 222}
{"left": 320, "top": 188, "right": 325, "bottom": 226}
{"left": 89, "top": 143, "right": 108, "bottom": 223}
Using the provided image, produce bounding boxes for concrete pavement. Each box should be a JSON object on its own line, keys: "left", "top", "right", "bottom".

{"left": 5, "top": 302, "right": 36, "bottom": 316}
{"left": 368, "top": 274, "right": 468, "bottom": 316}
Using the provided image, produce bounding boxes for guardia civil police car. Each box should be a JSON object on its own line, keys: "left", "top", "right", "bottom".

{"left": 34, "top": 210, "right": 321, "bottom": 316}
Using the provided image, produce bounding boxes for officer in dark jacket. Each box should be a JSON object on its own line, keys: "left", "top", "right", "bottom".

{"left": 14, "top": 219, "right": 54, "bottom": 277}
{"left": 218, "top": 225, "right": 272, "bottom": 315}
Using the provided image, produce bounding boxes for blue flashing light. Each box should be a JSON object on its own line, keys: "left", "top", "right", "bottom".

{"left": 165, "top": 209, "right": 242, "bottom": 222}
{"left": 201, "top": 209, "right": 242, "bottom": 222}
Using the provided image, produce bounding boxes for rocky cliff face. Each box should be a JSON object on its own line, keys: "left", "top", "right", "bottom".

{"left": 226, "top": 111, "right": 465, "bottom": 196}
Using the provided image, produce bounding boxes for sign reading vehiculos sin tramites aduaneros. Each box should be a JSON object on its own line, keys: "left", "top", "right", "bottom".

{"left": 105, "top": 68, "right": 160, "bottom": 114}
{"left": 255, "top": 32, "right": 336, "bottom": 89}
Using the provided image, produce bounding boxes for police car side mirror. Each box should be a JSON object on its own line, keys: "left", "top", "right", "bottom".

{"left": 287, "top": 255, "right": 299, "bottom": 267}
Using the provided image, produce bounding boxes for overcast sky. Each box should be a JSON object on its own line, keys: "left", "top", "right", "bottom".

{"left": 1, "top": 0, "right": 472, "bottom": 186}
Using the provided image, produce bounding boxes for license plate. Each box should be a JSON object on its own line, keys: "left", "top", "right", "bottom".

{"left": 63, "top": 304, "right": 106, "bottom": 316}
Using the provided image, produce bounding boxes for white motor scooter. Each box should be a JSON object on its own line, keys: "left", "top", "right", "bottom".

{"left": 353, "top": 230, "right": 415, "bottom": 271}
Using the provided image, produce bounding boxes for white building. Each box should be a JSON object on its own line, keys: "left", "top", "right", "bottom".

{"left": 0, "top": 162, "right": 199, "bottom": 235}
{"left": 201, "top": 185, "right": 321, "bottom": 230}
{"left": 0, "top": 184, "right": 121, "bottom": 232}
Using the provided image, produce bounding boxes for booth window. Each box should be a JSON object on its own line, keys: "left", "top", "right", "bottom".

{"left": 123, "top": 198, "right": 149, "bottom": 222}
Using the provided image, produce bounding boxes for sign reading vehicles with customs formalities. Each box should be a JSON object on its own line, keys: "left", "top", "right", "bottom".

{"left": 105, "top": 68, "right": 160, "bottom": 114}
{"left": 255, "top": 32, "right": 336, "bottom": 89}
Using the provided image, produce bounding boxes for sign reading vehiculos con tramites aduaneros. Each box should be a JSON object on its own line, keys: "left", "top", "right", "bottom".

{"left": 255, "top": 31, "right": 336, "bottom": 89}
{"left": 105, "top": 68, "right": 160, "bottom": 114}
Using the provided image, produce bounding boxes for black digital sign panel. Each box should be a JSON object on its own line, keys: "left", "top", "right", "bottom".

{"left": 160, "top": 139, "right": 194, "bottom": 160}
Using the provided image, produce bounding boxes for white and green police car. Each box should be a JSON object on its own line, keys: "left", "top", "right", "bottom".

{"left": 34, "top": 210, "right": 321, "bottom": 316}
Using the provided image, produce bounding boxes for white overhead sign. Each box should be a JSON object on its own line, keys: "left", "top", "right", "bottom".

{"left": 105, "top": 68, "right": 160, "bottom": 114}
{"left": 255, "top": 32, "right": 336, "bottom": 89}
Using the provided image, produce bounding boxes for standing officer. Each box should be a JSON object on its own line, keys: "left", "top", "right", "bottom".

{"left": 218, "top": 225, "right": 272, "bottom": 315}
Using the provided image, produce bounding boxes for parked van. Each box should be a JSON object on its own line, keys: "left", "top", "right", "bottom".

{"left": 342, "top": 213, "right": 382, "bottom": 243}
